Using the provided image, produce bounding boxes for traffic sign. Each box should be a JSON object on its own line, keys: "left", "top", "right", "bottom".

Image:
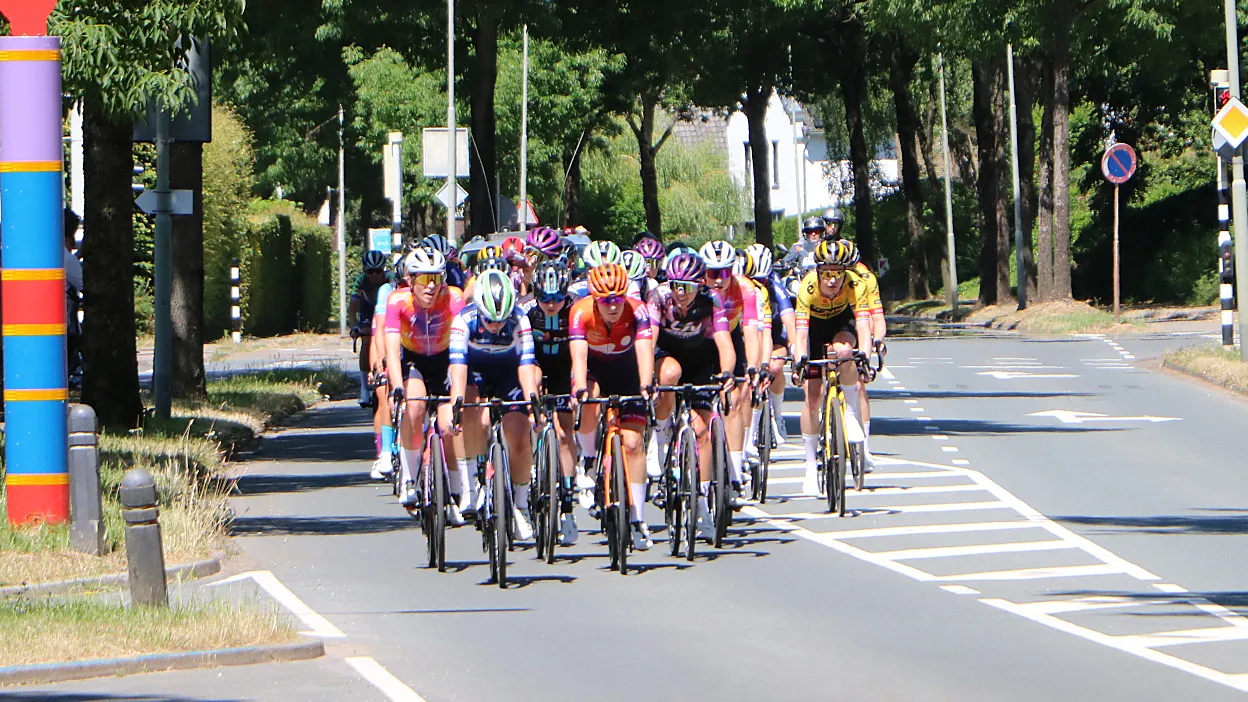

{"left": 135, "top": 189, "right": 194, "bottom": 216}
{"left": 517, "top": 199, "right": 539, "bottom": 226}
{"left": 1100, "top": 143, "right": 1137, "bottom": 185}
{"left": 1213, "top": 97, "right": 1248, "bottom": 156}
{"left": 435, "top": 181, "right": 468, "bottom": 210}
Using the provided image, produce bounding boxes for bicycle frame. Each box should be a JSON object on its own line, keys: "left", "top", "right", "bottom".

{"left": 654, "top": 382, "right": 727, "bottom": 558}
{"left": 574, "top": 394, "right": 651, "bottom": 574}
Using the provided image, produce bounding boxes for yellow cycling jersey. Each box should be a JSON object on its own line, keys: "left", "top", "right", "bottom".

{"left": 854, "top": 263, "right": 884, "bottom": 314}
{"left": 747, "top": 278, "right": 772, "bottom": 330}
{"left": 794, "top": 269, "right": 873, "bottom": 328}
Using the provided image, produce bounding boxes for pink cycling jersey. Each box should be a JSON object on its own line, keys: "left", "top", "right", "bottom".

{"left": 384, "top": 286, "right": 466, "bottom": 355}
{"left": 719, "top": 274, "right": 761, "bottom": 333}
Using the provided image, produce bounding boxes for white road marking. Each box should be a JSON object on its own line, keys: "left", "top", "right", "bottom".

{"left": 856, "top": 484, "right": 987, "bottom": 497}
{"left": 951, "top": 459, "right": 970, "bottom": 466}
{"left": 207, "top": 570, "right": 345, "bottom": 638}
{"left": 941, "top": 585, "right": 980, "bottom": 595}
{"left": 876, "top": 539, "right": 1075, "bottom": 561}
{"left": 878, "top": 368, "right": 896, "bottom": 379}
{"left": 917, "top": 416, "right": 933, "bottom": 420}
{"left": 826, "top": 520, "right": 1044, "bottom": 540}
{"left": 964, "top": 365, "right": 1065, "bottom": 370}
{"left": 1029, "top": 410, "right": 1179, "bottom": 424}
{"left": 931, "top": 435, "right": 949, "bottom": 440}
{"left": 932, "top": 563, "right": 1128, "bottom": 582}
{"left": 904, "top": 399, "right": 918, "bottom": 404}
{"left": 1117, "top": 627, "right": 1248, "bottom": 649}
{"left": 346, "top": 657, "right": 430, "bottom": 702}
{"left": 782, "top": 501, "right": 1011, "bottom": 519}
{"left": 1013, "top": 596, "right": 1145, "bottom": 615}
{"left": 941, "top": 446, "right": 959, "bottom": 452}
{"left": 1154, "top": 583, "right": 1189, "bottom": 593}
{"left": 978, "top": 371, "right": 1079, "bottom": 380}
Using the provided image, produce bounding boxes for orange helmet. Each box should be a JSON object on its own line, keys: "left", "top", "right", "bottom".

{"left": 587, "top": 263, "right": 630, "bottom": 298}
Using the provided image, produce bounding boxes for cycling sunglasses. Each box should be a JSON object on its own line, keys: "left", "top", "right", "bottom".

{"left": 817, "top": 267, "right": 846, "bottom": 280}
{"left": 705, "top": 269, "right": 733, "bottom": 281}
{"left": 670, "top": 280, "right": 699, "bottom": 294}
{"left": 537, "top": 292, "right": 566, "bottom": 304}
{"left": 411, "top": 272, "right": 444, "bottom": 288}
{"left": 597, "top": 294, "right": 626, "bottom": 306}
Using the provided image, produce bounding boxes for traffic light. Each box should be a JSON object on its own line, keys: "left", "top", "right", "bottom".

{"left": 1221, "top": 240, "right": 1235, "bottom": 283}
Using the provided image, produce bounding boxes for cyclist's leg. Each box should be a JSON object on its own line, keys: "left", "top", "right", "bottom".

{"left": 399, "top": 374, "right": 429, "bottom": 505}
{"left": 576, "top": 378, "right": 602, "bottom": 471}
{"left": 830, "top": 330, "right": 864, "bottom": 444}
{"left": 768, "top": 346, "right": 789, "bottom": 442}
{"left": 620, "top": 419, "right": 649, "bottom": 525}
{"left": 652, "top": 353, "right": 682, "bottom": 477}
{"left": 724, "top": 329, "right": 749, "bottom": 491}
{"left": 800, "top": 325, "right": 831, "bottom": 495}
{"left": 357, "top": 334, "right": 372, "bottom": 404}
{"left": 691, "top": 407, "right": 713, "bottom": 519}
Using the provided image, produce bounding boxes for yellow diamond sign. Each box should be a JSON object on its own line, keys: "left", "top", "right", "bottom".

{"left": 1214, "top": 97, "right": 1248, "bottom": 149}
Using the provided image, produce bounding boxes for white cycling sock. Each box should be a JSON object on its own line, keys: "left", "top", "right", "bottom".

{"left": 402, "top": 448, "right": 421, "bottom": 488}
{"left": 768, "top": 388, "right": 784, "bottom": 422}
{"left": 698, "top": 494, "right": 710, "bottom": 516}
{"left": 513, "top": 482, "right": 530, "bottom": 511}
{"left": 746, "top": 408, "right": 762, "bottom": 453}
{"left": 841, "top": 385, "right": 864, "bottom": 443}
{"left": 448, "top": 463, "right": 464, "bottom": 496}
{"left": 802, "top": 434, "right": 818, "bottom": 467}
{"left": 729, "top": 451, "right": 744, "bottom": 485}
{"left": 629, "top": 483, "right": 646, "bottom": 523}
{"left": 863, "top": 420, "right": 872, "bottom": 455}
{"left": 700, "top": 480, "right": 711, "bottom": 496}
{"left": 576, "top": 431, "right": 597, "bottom": 459}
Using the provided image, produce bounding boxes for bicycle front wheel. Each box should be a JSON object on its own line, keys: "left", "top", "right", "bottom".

{"left": 431, "top": 435, "right": 447, "bottom": 572}
{"left": 710, "top": 415, "right": 730, "bottom": 548}
{"left": 827, "top": 394, "right": 847, "bottom": 517}
{"left": 850, "top": 440, "right": 865, "bottom": 492}
{"left": 680, "top": 427, "right": 699, "bottom": 561}
{"left": 755, "top": 397, "right": 773, "bottom": 503}
{"left": 542, "top": 427, "right": 561, "bottom": 565}
{"left": 491, "top": 441, "right": 510, "bottom": 588}
{"left": 611, "top": 433, "right": 630, "bottom": 575}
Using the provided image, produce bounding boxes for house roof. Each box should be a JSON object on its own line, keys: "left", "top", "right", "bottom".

{"left": 669, "top": 109, "right": 730, "bottom": 153}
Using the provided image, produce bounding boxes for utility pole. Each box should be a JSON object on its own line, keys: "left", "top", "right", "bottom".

{"left": 1225, "top": 0, "right": 1248, "bottom": 361}
{"left": 446, "top": 0, "right": 458, "bottom": 245}
{"left": 153, "top": 109, "right": 173, "bottom": 419}
{"left": 337, "top": 105, "right": 347, "bottom": 337}
{"left": 519, "top": 23, "right": 529, "bottom": 232}
{"left": 938, "top": 51, "right": 959, "bottom": 312}
{"left": 1007, "top": 43, "right": 1026, "bottom": 309}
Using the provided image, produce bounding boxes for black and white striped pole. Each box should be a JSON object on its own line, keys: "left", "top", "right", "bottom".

{"left": 230, "top": 257, "right": 242, "bottom": 344}
{"left": 1213, "top": 70, "right": 1236, "bottom": 348}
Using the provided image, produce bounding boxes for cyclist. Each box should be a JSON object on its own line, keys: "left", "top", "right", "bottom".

{"left": 791, "top": 239, "right": 873, "bottom": 496}
{"left": 648, "top": 253, "right": 736, "bottom": 540}
{"left": 633, "top": 236, "right": 666, "bottom": 283}
{"left": 368, "top": 256, "right": 406, "bottom": 481}
{"left": 739, "top": 246, "right": 776, "bottom": 467}
{"left": 448, "top": 269, "right": 542, "bottom": 542}
{"left": 423, "top": 234, "right": 467, "bottom": 290}
{"left": 383, "top": 247, "right": 468, "bottom": 523}
{"left": 569, "top": 263, "right": 656, "bottom": 551}
{"left": 747, "top": 243, "right": 797, "bottom": 444}
{"left": 568, "top": 240, "right": 641, "bottom": 302}
{"left": 525, "top": 261, "right": 582, "bottom": 545}
{"left": 698, "top": 240, "right": 762, "bottom": 505}
{"left": 348, "top": 249, "right": 392, "bottom": 405}
{"left": 525, "top": 226, "right": 564, "bottom": 265}
{"left": 839, "top": 239, "right": 886, "bottom": 471}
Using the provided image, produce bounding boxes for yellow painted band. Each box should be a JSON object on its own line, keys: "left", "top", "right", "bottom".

{"left": 0, "top": 161, "right": 61, "bottom": 173}
{"left": 0, "top": 50, "right": 61, "bottom": 62}
{"left": 4, "top": 388, "right": 68, "bottom": 402}
{"left": 6, "top": 474, "right": 69, "bottom": 486}
{"left": 3, "top": 323, "right": 65, "bottom": 336}
{"left": 1, "top": 269, "right": 63, "bottom": 281}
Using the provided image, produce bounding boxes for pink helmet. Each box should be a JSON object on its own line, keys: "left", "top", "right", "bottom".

{"left": 525, "top": 226, "right": 563, "bottom": 257}
{"left": 633, "top": 237, "right": 665, "bottom": 260}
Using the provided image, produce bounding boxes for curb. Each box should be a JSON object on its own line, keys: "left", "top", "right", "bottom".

{"left": 0, "top": 639, "right": 325, "bottom": 687}
{"left": 0, "top": 556, "right": 222, "bottom": 599}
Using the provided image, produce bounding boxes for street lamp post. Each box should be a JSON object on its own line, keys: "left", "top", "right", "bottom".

{"left": 446, "top": 0, "right": 457, "bottom": 245}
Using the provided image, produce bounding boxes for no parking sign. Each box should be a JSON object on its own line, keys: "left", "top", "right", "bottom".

{"left": 1101, "top": 143, "right": 1137, "bottom": 185}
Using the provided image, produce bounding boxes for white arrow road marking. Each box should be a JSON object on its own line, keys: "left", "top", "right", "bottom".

{"left": 207, "top": 570, "right": 345, "bottom": 637}
{"left": 1028, "top": 410, "right": 1179, "bottom": 424}
{"left": 978, "top": 371, "right": 1079, "bottom": 379}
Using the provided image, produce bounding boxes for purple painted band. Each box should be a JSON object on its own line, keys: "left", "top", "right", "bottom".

{"left": 0, "top": 36, "right": 61, "bottom": 163}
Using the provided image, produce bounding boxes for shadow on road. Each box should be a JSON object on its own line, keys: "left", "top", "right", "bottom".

{"left": 876, "top": 417, "right": 1124, "bottom": 436}
{"left": 280, "top": 402, "right": 374, "bottom": 430}
{"left": 1055, "top": 510, "right": 1248, "bottom": 535}
{"left": 1, "top": 697, "right": 238, "bottom": 702}
{"left": 233, "top": 471, "right": 377, "bottom": 496}
{"left": 231, "top": 515, "right": 417, "bottom": 537}
{"left": 256, "top": 432, "right": 374, "bottom": 462}
{"left": 1048, "top": 588, "right": 1248, "bottom": 618}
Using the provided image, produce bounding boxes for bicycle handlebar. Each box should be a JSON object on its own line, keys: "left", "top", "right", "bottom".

{"left": 571, "top": 393, "right": 654, "bottom": 432}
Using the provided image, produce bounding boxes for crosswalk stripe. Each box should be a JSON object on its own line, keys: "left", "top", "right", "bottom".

{"left": 875, "top": 539, "right": 1075, "bottom": 561}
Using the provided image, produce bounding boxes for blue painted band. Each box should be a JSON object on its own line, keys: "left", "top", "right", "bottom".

{"left": 2, "top": 333, "right": 66, "bottom": 389}
{"left": 3, "top": 399, "right": 68, "bottom": 474}
{"left": 0, "top": 171, "right": 63, "bottom": 269}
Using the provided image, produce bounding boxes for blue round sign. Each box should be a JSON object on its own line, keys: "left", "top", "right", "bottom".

{"left": 1101, "top": 143, "right": 1137, "bottom": 185}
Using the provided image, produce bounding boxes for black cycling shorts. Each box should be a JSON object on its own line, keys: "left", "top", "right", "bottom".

{"left": 805, "top": 311, "right": 857, "bottom": 379}
{"left": 587, "top": 353, "right": 647, "bottom": 424}
{"left": 656, "top": 340, "right": 719, "bottom": 410}
{"left": 403, "top": 349, "right": 450, "bottom": 396}
{"left": 537, "top": 353, "right": 573, "bottom": 412}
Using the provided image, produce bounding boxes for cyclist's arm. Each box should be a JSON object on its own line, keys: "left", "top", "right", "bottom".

{"left": 347, "top": 296, "right": 361, "bottom": 329}
{"left": 516, "top": 318, "right": 540, "bottom": 401}
{"left": 448, "top": 315, "right": 470, "bottom": 401}
{"left": 570, "top": 339, "right": 589, "bottom": 395}
{"left": 872, "top": 310, "right": 887, "bottom": 344}
{"left": 383, "top": 299, "right": 404, "bottom": 390}
{"left": 781, "top": 309, "right": 798, "bottom": 353}
{"left": 635, "top": 335, "right": 655, "bottom": 389}
{"left": 856, "top": 317, "right": 873, "bottom": 359}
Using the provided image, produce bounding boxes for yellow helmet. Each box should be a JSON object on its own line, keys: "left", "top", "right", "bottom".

{"left": 815, "top": 239, "right": 854, "bottom": 266}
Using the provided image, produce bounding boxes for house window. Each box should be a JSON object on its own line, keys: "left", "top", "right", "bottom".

{"left": 771, "top": 141, "right": 780, "bottom": 189}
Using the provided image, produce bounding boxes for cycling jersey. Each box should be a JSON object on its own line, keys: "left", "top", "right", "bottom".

{"left": 384, "top": 286, "right": 466, "bottom": 355}
{"left": 854, "top": 263, "right": 884, "bottom": 314}
{"left": 646, "top": 284, "right": 729, "bottom": 355}
{"left": 747, "top": 278, "right": 773, "bottom": 333}
{"left": 765, "top": 272, "right": 795, "bottom": 346}
{"left": 794, "top": 269, "right": 872, "bottom": 329}
{"left": 568, "top": 296, "right": 653, "bottom": 360}
{"left": 716, "top": 274, "right": 763, "bottom": 333}
{"left": 525, "top": 302, "right": 571, "bottom": 365}
{"left": 449, "top": 305, "right": 537, "bottom": 371}
{"left": 446, "top": 261, "right": 468, "bottom": 291}
{"left": 352, "top": 272, "right": 391, "bottom": 327}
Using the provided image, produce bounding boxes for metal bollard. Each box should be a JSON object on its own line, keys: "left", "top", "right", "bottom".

{"left": 119, "top": 469, "right": 168, "bottom": 607}
{"left": 230, "top": 257, "right": 242, "bottom": 344}
{"left": 68, "top": 404, "right": 104, "bottom": 556}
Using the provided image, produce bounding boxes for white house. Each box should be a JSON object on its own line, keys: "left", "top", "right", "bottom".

{"left": 672, "top": 91, "right": 899, "bottom": 223}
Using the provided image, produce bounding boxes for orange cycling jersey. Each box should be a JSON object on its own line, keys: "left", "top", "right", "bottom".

{"left": 568, "top": 296, "right": 654, "bottom": 360}
{"left": 384, "top": 286, "right": 466, "bottom": 354}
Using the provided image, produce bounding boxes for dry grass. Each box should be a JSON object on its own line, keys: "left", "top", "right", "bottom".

{"left": 0, "top": 598, "right": 295, "bottom": 667}
{"left": 1163, "top": 345, "right": 1248, "bottom": 395}
{"left": 964, "top": 300, "right": 1142, "bottom": 335}
{"left": 206, "top": 333, "right": 344, "bottom": 362}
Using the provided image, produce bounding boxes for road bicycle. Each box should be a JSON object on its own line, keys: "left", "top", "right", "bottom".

{"left": 797, "top": 351, "right": 877, "bottom": 516}
{"left": 575, "top": 393, "right": 652, "bottom": 575}
{"left": 532, "top": 393, "right": 571, "bottom": 565}
{"left": 392, "top": 391, "right": 451, "bottom": 571}
{"left": 454, "top": 395, "right": 537, "bottom": 589}
{"left": 749, "top": 367, "right": 778, "bottom": 504}
{"left": 653, "top": 378, "right": 731, "bottom": 560}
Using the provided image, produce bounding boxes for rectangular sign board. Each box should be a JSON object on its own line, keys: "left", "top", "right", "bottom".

{"left": 422, "top": 128, "right": 470, "bottom": 178}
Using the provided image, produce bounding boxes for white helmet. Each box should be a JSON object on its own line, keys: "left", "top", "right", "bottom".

{"left": 473, "top": 269, "right": 517, "bottom": 322}
{"left": 404, "top": 246, "right": 446, "bottom": 274}
{"left": 582, "top": 240, "right": 622, "bottom": 268}
{"left": 746, "top": 243, "right": 773, "bottom": 279}
{"left": 699, "top": 240, "right": 736, "bottom": 270}
{"left": 620, "top": 250, "right": 647, "bottom": 281}
{"left": 422, "top": 234, "right": 453, "bottom": 256}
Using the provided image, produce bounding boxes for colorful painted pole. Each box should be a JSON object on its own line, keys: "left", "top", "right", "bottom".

{"left": 0, "top": 3, "right": 70, "bottom": 525}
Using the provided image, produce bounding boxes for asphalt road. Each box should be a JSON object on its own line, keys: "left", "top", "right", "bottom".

{"left": 19, "top": 327, "right": 1248, "bottom": 701}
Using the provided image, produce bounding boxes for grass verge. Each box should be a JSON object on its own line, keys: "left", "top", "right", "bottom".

{"left": 1162, "top": 345, "right": 1248, "bottom": 395}
{"left": 966, "top": 300, "right": 1143, "bottom": 335}
{"left": 0, "top": 598, "right": 295, "bottom": 668}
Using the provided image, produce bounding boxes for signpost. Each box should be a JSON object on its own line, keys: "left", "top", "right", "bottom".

{"left": 1101, "top": 143, "right": 1137, "bottom": 324}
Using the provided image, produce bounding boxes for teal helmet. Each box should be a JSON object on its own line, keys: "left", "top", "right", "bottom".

{"left": 473, "top": 269, "right": 516, "bottom": 322}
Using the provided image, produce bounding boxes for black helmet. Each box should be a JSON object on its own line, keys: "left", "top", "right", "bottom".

{"left": 822, "top": 207, "right": 843, "bottom": 225}
{"left": 801, "top": 216, "right": 825, "bottom": 234}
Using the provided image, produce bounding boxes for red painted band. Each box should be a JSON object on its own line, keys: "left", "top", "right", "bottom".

{"left": 5, "top": 483, "right": 69, "bottom": 526}
{"left": 1, "top": 277, "right": 64, "bottom": 325}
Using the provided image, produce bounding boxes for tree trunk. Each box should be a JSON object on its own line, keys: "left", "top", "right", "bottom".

{"left": 840, "top": 21, "right": 875, "bottom": 264}
{"left": 889, "top": 34, "right": 929, "bottom": 299}
{"left": 1051, "top": 0, "right": 1074, "bottom": 299}
{"left": 1036, "top": 58, "right": 1055, "bottom": 301}
{"left": 1016, "top": 56, "right": 1039, "bottom": 305}
{"left": 562, "top": 145, "right": 583, "bottom": 228}
{"left": 469, "top": 10, "right": 498, "bottom": 236}
{"left": 745, "top": 85, "right": 775, "bottom": 249}
{"left": 972, "top": 56, "right": 1012, "bottom": 306}
{"left": 634, "top": 97, "right": 662, "bottom": 237}
{"left": 171, "top": 142, "right": 206, "bottom": 400}
{"left": 81, "top": 102, "right": 143, "bottom": 430}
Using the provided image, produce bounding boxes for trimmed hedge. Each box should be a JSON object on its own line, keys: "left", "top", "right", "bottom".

{"left": 237, "top": 203, "right": 334, "bottom": 337}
